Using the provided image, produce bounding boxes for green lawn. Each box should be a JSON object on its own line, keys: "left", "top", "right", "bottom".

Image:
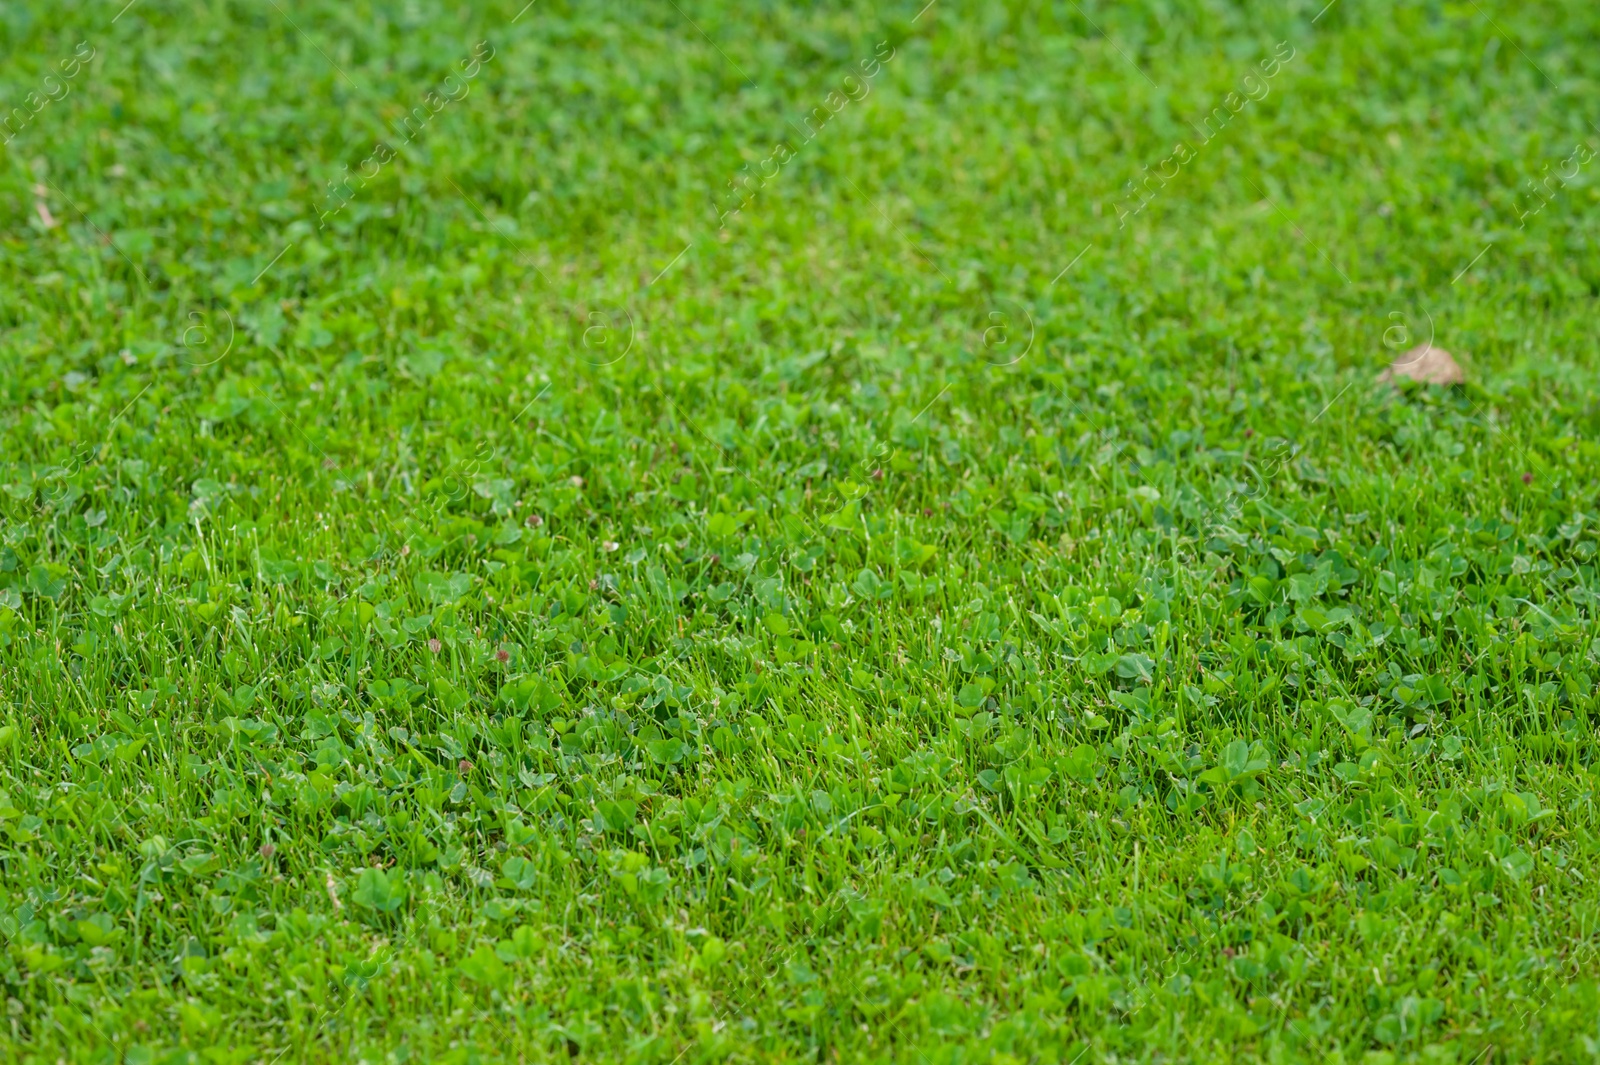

{"left": 2, "top": 0, "right": 1599, "bottom": 1061}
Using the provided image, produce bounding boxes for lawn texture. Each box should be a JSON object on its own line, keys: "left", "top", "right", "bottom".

{"left": 1, "top": 0, "right": 1599, "bottom": 1061}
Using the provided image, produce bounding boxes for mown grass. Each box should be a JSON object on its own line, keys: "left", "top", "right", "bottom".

{"left": 2, "top": 0, "right": 1599, "bottom": 1061}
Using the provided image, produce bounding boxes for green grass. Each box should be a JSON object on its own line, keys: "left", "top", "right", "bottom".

{"left": 2, "top": 0, "right": 1600, "bottom": 1061}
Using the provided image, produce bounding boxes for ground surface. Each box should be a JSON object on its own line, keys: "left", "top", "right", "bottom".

{"left": 1, "top": 0, "right": 1599, "bottom": 1062}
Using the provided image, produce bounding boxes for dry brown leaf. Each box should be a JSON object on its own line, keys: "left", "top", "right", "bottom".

{"left": 1378, "top": 344, "right": 1464, "bottom": 386}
